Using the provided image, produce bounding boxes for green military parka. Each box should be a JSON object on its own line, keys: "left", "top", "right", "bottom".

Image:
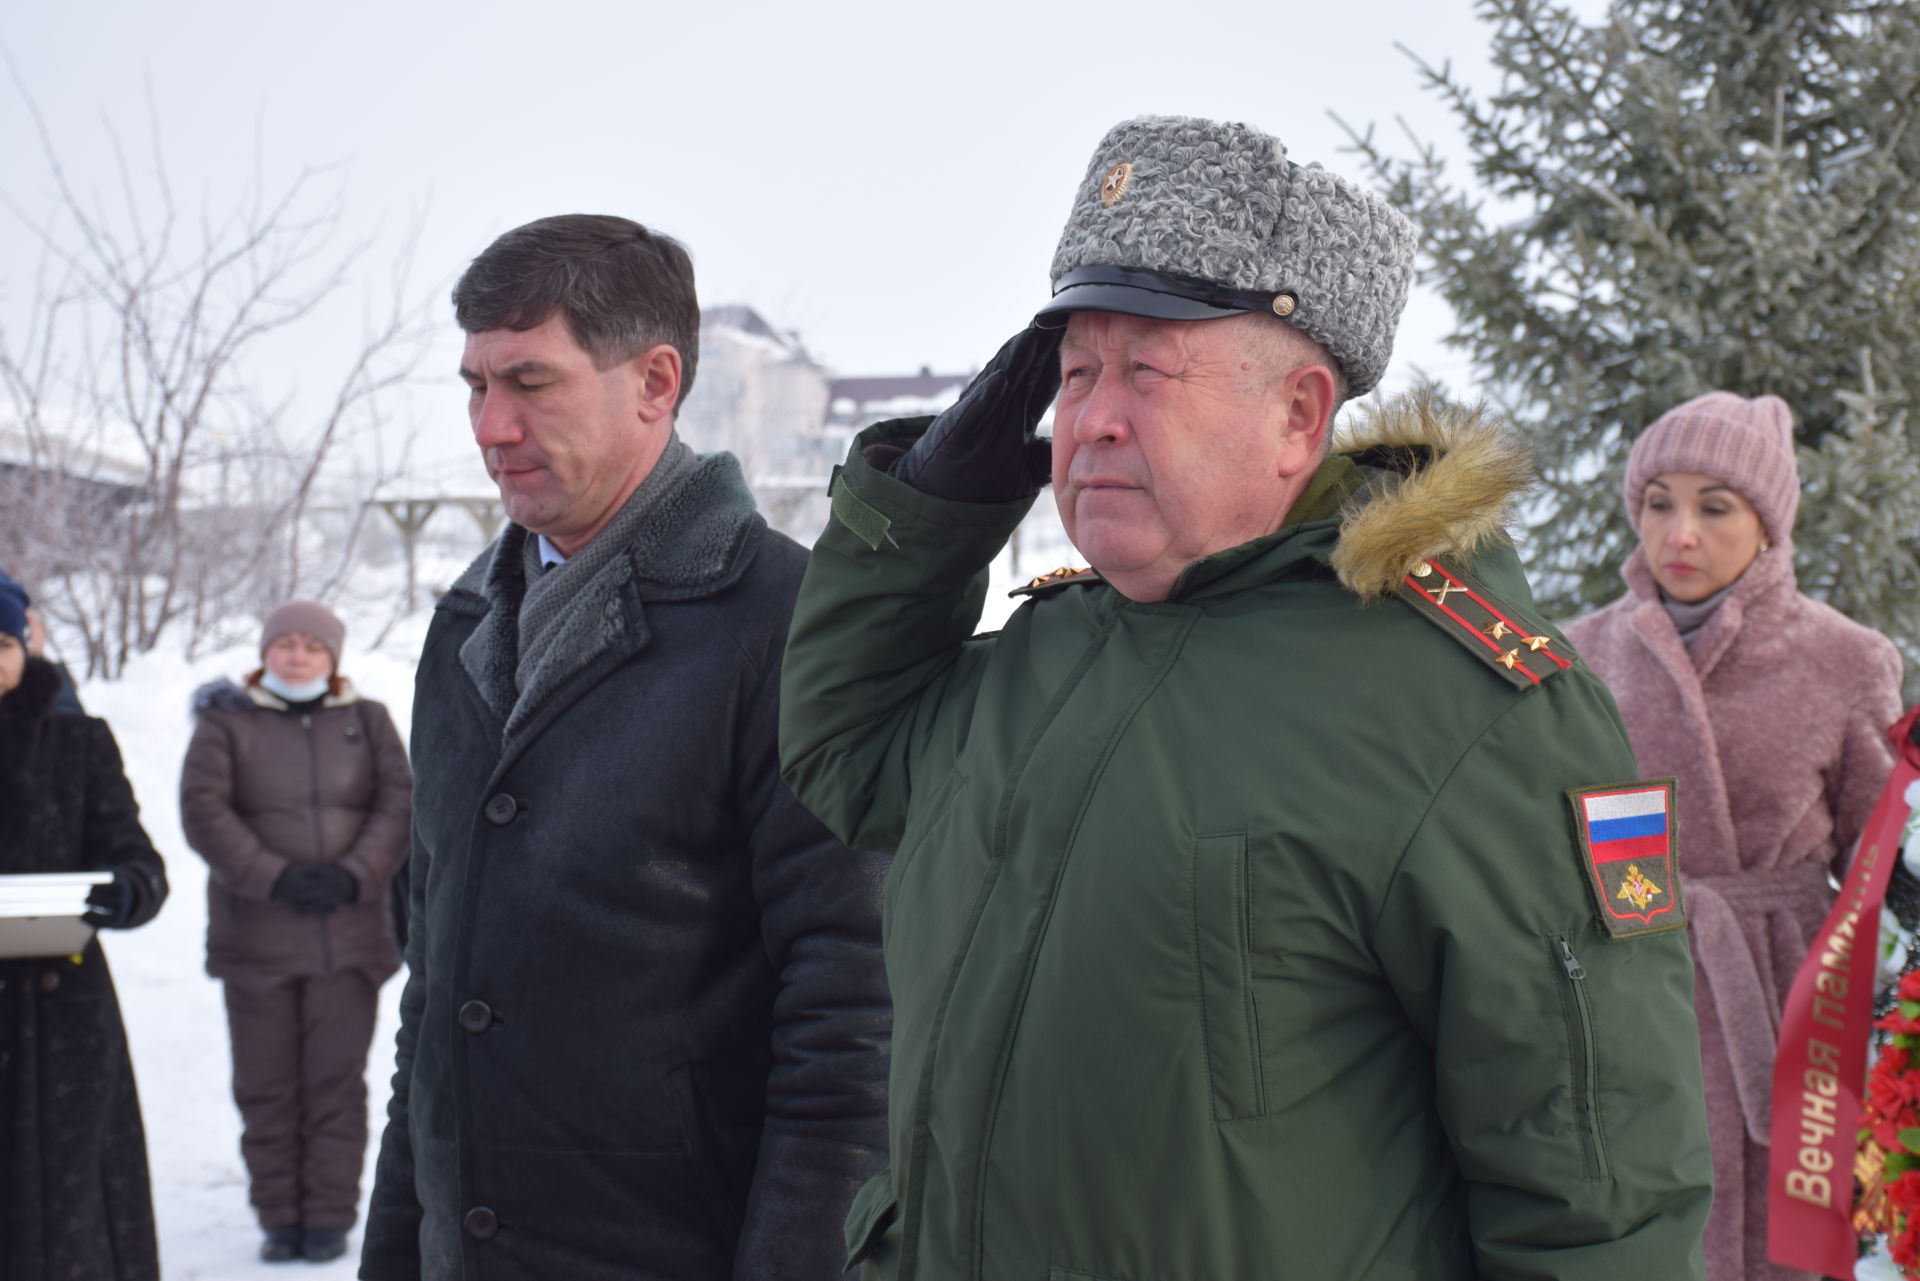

{"left": 781, "top": 398, "right": 1713, "bottom": 1281}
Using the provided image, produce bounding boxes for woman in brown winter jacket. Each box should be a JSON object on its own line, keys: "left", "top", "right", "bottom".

{"left": 179, "top": 601, "right": 411, "bottom": 1266}
{"left": 1564, "top": 393, "right": 1904, "bottom": 1281}
{"left": 0, "top": 570, "right": 168, "bottom": 1281}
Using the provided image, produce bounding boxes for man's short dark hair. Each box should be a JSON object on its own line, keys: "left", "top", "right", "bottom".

{"left": 453, "top": 214, "right": 700, "bottom": 410}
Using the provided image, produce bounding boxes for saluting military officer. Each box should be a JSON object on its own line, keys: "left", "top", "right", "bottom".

{"left": 779, "top": 115, "right": 1713, "bottom": 1280}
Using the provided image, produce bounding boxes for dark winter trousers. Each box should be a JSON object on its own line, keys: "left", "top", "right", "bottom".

{"left": 221, "top": 970, "right": 379, "bottom": 1230}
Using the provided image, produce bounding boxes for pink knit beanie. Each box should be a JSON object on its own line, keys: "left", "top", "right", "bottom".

{"left": 1623, "top": 391, "right": 1800, "bottom": 541}
{"left": 260, "top": 600, "right": 346, "bottom": 669}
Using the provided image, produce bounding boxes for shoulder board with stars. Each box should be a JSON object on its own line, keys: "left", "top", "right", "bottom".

{"left": 1391, "top": 556, "right": 1574, "bottom": 689}
{"left": 1008, "top": 565, "right": 1101, "bottom": 598}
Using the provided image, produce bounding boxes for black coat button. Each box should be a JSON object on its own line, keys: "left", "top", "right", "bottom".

{"left": 39, "top": 970, "right": 60, "bottom": 993}
{"left": 483, "top": 794, "right": 517, "bottom": 825}
{"left": 458, "top": 999, "right": 494, "bottom": 1034}
{"left": 463, "top": 1206, "right": 498, "bottom": 1240}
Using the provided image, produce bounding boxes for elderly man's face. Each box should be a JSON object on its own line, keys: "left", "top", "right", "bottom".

{"left": 1051, "top": 310, "right": 1318, "bottom": 602}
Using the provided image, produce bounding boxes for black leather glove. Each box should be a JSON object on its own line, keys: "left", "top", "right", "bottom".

{"left": 887, "top": 325, "right": 1063, "bottom": 503}
{"left": 84, "top": 862, "right": 167, "bottom": 931}
{"left": 271, "top": 862, "right": 360, "bottom": 916}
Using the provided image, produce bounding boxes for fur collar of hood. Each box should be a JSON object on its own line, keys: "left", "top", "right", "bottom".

{"left": 1326, "top": 394, "right": 1535, "bottom": 601}
{"left": 0, "top": 655, "right": 62, "bottom": 730}
{"left": 191, "top": 674, "right": 359, "bottom": 718}
{"left": 0, "top": 658, "right": 63, "bottom": 802}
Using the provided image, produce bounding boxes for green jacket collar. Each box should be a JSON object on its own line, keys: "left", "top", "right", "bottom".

{"left": 1166, "top": 454, "right": 1365, "bottom": 603}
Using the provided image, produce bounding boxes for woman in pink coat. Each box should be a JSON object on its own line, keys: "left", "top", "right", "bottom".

{"left": 1565, "top": 391, "right": 1903, "bottom": 1281}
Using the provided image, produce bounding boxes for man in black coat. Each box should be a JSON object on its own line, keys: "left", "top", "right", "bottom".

{"left": 359, "top": 215, "right": 889, "bottom": 1281}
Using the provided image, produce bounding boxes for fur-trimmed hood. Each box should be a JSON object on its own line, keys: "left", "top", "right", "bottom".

{"left": 0, "top": 656, "right": 63, "bottom": 776}
{"left": 1327, "top": 394, "right": 1536, "bottom": 600}
{"left": 0, "top": 654, "right": 61, "bottom": 724}
{"left": 190, "top": 674, "right": 359, "bottom": 719}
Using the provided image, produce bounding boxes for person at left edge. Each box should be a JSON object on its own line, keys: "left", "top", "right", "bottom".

{"left": 0, "top": 566, "right": 169, "bottom": 1281}
{"left": 0, "top": 564, "right": 85, "bottom": 714}
{"left": 359, "top": 214, "right": 890, "bottom": 1281}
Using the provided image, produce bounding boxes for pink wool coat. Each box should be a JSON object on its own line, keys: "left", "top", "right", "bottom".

{"left": 1566, "top": 543, "right": 1902, "bottom": 1281}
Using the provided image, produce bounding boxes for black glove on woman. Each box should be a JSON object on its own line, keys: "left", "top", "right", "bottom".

{"left": 887, "top": 325, "right": 1064, "bottom": 503}
{"left": 84, "top": 861, "right": 168, "bottom": 931}
{"left": 271, "top": 862, "right": 360, "bottom": 916}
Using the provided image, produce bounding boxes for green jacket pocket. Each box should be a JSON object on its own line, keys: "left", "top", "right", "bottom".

{"left": 843, "top": 1167, "right": 897, "bottom": 1269}
{"left": 1192, "top": 832, "right": 1266, "bottom": 1122}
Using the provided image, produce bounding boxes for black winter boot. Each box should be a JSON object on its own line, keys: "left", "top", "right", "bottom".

{"left": 260, "top": 1226, "right": 303, "bottom": 1262}
{"left": 302, "top": 1228, "right": 349, "bottom": 1262}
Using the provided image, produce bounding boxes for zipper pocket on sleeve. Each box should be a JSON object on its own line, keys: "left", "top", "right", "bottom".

{"left": 1553, "top": 934, "right": 1612, "bottom": 1181}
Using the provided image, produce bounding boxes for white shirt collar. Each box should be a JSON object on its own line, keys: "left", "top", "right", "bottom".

{"left": 535, "top": 534, "right": 568, "bottom": 571}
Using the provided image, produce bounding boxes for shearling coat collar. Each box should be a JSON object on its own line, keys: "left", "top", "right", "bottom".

{"left": 441, "top": 449, "right": 765, "bottom": 746}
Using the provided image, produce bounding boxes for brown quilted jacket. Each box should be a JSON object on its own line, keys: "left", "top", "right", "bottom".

{"left": 179, "top": 676, "right": 411, "bottom": 980}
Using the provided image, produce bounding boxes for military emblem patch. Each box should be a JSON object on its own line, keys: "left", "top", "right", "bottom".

{"left": 1566, "top": 780, "right": 1686, "bottom": 939}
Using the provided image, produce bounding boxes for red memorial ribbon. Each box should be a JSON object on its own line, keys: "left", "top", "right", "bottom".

{"left": 1769, "top": 704, "right": 1920, "bottom": 1274}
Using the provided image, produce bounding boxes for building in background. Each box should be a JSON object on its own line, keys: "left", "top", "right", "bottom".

{"left": 0, "top": 416, "right": 150, "bottom": 579}
{"left": 676, "top": 305, "right": 835, "bottom": 541}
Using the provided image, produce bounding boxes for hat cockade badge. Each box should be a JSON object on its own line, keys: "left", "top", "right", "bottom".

{"left": 1100, "top": 162, "right": 1133, "bottom": 207}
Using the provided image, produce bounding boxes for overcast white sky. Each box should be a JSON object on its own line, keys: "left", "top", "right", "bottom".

{"left": 2, "top": 0, "right": 1557, "bottom": 480}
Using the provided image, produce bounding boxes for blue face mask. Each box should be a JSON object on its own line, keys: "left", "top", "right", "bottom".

{"left": 260, "top": 669, "right": 331, "bottom": 704}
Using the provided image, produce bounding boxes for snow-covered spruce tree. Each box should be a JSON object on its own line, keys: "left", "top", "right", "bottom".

{"left": 1344, "top": 0, "right": 1920, "bottom": 693}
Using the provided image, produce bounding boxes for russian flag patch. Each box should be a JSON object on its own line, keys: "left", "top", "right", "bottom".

{"left": 1567, "top": 780, "right": 1686, "bottom": 939}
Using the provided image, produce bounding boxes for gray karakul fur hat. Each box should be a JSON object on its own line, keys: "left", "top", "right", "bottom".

{"left": 1038, "top": 115, "right": 1416, "bottom": 398}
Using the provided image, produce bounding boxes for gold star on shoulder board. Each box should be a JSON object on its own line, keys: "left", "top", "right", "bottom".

{"left": 1389, "top": 554, "right": 1577, "bottom": 692}
{"left": 1009, "top": 565, "right": 1100, "bottom": 599}
{"left": 1023, "top": 565, "right": 1077, "bottom": 590}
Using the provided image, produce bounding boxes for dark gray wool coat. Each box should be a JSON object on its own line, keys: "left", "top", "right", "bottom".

{"left": 359, "top": 452, "right": 890, "bottom": 1281}
{"left": 0, "top": 657, "right": 168, "bottom": 1281}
